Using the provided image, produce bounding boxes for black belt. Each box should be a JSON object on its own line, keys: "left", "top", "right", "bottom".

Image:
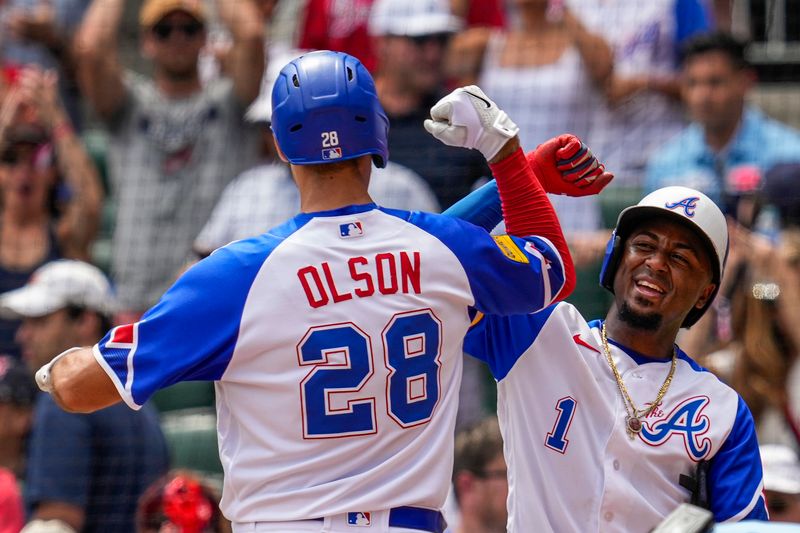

{"left": 311, "top": 506, "right": 446, "bottom": 533}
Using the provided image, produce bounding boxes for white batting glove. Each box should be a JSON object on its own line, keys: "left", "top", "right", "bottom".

{"left": 424, "top": 85, "right": 519, "bottom": 161}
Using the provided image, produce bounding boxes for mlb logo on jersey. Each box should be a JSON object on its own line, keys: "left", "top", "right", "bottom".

{"left": 347, "top": 512, "right": 371, "bottom": 526}
{"left": 322, "top": 147, "right": 343, "bottom": 160}
{"left": 340, "top": 221, "right": 364, "bottom": 238}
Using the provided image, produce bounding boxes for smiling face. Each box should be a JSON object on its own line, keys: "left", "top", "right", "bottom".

{"left": 612, "top": 216, "right": 717, "bottom": 333}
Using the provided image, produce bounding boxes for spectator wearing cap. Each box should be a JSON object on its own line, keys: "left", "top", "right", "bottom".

{"left": 761, "top": 444, "right": 800, "bottom": 522}
{"left": 73, "top": 0, "right": 264, "bottom": 322}
{"left": 368, "top": 0, "right": 490, "bottom": 210}
{"left": 193, "top": 48, "right": 440, "bottom": 257}
{"left": 646, "top": 32, "right": 800, "bottom": 208}
{"left": 298, "top": 0, "right": 505, "bottom": 75}
{"left": 0, "top": 67, "right": 103, "bottom": 360}
{"left": 0, "top": 259, "right": 169, "bottom": 533}
{"left": 136, "top": 469, "right": 227, "bottom": 533}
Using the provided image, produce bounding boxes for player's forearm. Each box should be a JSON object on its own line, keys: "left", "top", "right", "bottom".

{"left": 490, "top": 148, "right": 576, "bottom": 299}
{"left": 45, "top": 347, "right": 122, "bottom": 413}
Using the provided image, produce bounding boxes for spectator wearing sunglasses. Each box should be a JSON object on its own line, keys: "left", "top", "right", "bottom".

{"left": 73, "top": 0, "right": 264, "bottom": 323}
{"left": 0, "top": 66, "right": 103, "bottom": 360}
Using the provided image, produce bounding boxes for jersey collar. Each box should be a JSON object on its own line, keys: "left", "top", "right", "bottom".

{"left": 293, "top": 203, "right": 378, "bottom": 224}
{"left": 588, "top": 319, "right": 677, "bottom": 365}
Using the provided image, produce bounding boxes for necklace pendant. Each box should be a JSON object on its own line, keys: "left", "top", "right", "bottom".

{"left": 626, "top": 416, "right": 642, "bottom": 439}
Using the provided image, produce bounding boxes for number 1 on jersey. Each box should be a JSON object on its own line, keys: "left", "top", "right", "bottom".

{"left": 545, "top": 396, "right": 577, "bottom": 454}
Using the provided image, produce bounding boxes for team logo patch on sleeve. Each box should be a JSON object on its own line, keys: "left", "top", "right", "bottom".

{"left": 492, "top": 235, "right": 529, "bottom": 263}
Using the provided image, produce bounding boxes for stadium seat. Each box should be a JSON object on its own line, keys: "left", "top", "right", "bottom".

{"left": 152, "top": 381, "right": 216, "bottom": 413}
{"left": 160, "top": 408, "right": 223, "bottom": 484}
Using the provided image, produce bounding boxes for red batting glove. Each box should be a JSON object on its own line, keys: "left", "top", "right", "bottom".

{"left": 527, "top": 134, "right": 614, "bottom": 196}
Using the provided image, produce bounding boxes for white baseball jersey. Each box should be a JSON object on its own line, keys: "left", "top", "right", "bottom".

{"left": 464, "top": 302, "right": 767, "bottom": 532}
{"left": 92, "top": 204, "right": 566, "bottom": 523}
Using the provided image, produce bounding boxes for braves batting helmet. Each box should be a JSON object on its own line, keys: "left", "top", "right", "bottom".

{"left": 599, "top": 186, "right": 729, "bottom": 328}
{"left": 270, "top": 50, "right": 389, "bottom": 168}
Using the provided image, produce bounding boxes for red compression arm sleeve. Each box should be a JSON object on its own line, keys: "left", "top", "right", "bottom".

{"left": 489, "top": 148, "right": 576, "bottom": 301}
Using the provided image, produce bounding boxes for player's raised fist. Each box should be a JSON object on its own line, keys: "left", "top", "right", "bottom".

{"left": 424, "top": 85, "right": 520, "bottom": 161}
{"left": 528, "top": 134, "right": 614, "bottom": 197}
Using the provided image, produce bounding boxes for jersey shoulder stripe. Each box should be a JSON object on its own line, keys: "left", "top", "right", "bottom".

{"left": 388, "top": 209, "right": 567, "bottom": 317}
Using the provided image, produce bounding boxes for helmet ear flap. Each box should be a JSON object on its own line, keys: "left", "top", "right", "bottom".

{"left": 599, "top": 230, "right": 622, "bottom": 292}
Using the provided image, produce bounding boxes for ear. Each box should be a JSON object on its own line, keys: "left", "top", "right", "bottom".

{"left": 694, "top": 282, "right": 717, "bottom": 310}
{"left": 741, "top": 67, "right": 757, "bottom": 93}
{"left": 272, "top": 133, "right": 289, "bottom": 163}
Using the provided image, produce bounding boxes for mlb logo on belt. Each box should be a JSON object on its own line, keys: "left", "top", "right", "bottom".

{"left": 340, "top": 221, "right": 364, "bottom": 238}
{"left": 322, "top": 147, "right": 343, "bottom": 160}
{"left": 347, "top": 512, "right": 371, "bottom": 526}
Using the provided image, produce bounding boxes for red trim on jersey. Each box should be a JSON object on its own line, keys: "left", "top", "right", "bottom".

{"left": 490, "top": 148, "right": 576, "bottom": 301}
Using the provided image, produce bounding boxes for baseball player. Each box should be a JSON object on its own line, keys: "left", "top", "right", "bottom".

{"left": 31, "top": 52, "right": 608, "bottom": 533}
{"left": 430, "top": 95, "right": 769, "bottom": 531}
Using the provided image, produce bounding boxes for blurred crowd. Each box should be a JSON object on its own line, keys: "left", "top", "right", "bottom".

{"left": 1, "top": 0, "right": 800, "bottom": 531}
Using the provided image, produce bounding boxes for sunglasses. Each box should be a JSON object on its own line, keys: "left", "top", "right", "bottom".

{"left": 0, "top": 144, "right": 54, "bottom": 170}
{"left": 152, "top": 21, "right": 204, "bottom": 40}
{"left": 408, "top": 33, "right": 451, "bottom": 47}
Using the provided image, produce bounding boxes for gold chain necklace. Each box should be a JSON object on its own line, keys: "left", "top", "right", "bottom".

{"left": 601, "top": 323, "right": 677, "bottom": 440}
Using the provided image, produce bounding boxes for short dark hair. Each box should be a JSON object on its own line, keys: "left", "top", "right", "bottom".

{"left": 681, "top": 31, "right": 749, "bottom": 70}
{"left": 0, "top": 356, "right": 37, "bottom": 407}
{"left": 65, "top": 305, "right": 113, "bottom": 337}
{"left": 453, "top": 416, "right": 504, "bottom": 482}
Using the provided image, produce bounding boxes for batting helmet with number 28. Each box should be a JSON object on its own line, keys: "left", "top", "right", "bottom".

{"left": 270, "top": 50, "right": 389, "bottom": 168}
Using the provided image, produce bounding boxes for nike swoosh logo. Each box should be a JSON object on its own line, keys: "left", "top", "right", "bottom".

{"left": 463, "top": 89, "right": 491, "bottom": 109}
{"left": 573, "top": 334, "right": 600, "bottom": 354}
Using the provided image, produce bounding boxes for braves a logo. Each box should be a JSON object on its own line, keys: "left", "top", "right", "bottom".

{"left": 664, "top": 197, "right": 700, "bottom": 217}
{"left": 640, "top": 396, "right": 712, "bottom": 461}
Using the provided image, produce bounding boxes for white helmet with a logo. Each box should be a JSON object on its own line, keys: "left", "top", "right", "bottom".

{"left": 599, "top": 186, "right": 729, "bottom": 328}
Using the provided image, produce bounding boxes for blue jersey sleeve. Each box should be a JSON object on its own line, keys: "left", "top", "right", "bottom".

{"left": 709, "top": 396, "right": 768, "bottom": 522}
{"left": 95, "top": 234, "right": 280, "bottom": 408}
{"left": 403, "top": 210, "right": 567, "bottom": 317}
{"left": 442, "top": 179, "right": 502, "bottom": 232}
{"left": 464, "top": 305, "right": 559, "bottom": 380}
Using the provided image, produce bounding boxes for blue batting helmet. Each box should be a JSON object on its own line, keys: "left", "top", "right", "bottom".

{"left": 599, "top": 186, "right": 729, "bottom": 328}
{"left": 270, "top": 50, "right": 389, "bottom": 168}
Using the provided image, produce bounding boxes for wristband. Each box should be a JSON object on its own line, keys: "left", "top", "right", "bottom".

{"left": 35, "top": 346, "right": 82, "bottom": 393}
